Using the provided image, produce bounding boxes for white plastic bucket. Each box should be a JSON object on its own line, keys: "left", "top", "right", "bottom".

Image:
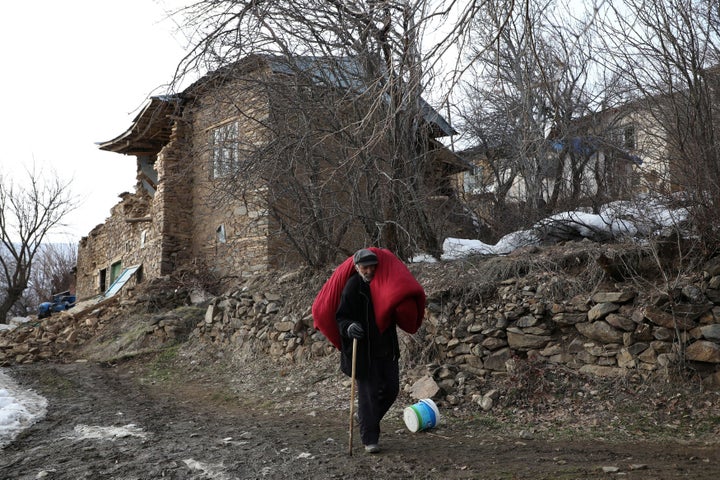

{"left": 403, "top": 398, "right": 440, "bottom": 432}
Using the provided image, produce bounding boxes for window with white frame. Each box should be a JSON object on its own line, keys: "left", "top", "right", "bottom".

{"left": 210, "top": 121, "right": 240, "bottom": 178}
{"left": 464, "top": 164, "right": 485, "bottom": 195}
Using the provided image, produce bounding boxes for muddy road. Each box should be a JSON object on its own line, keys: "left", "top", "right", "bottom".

{"left": 1, "top": 354, "right": 719, "bottom": 480}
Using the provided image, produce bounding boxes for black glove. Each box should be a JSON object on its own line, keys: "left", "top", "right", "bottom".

{"left": 347, "top": 322, "right": 365, "bottom": 339}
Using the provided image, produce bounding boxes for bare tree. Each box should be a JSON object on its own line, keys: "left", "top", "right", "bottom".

{"left": 0, "top": 168, "right": 76, "bottom": 322}
{"left": 168, "top": 0, "right": 491, "bottom": 263}
{"left": 598, "top": 0, "right": 720, "bottom": 253}
{"left": 17, "top": 242, "right": 78, "bottom": 316}
{"left": 459, "top": 0, "right": 615, "bottom": 236}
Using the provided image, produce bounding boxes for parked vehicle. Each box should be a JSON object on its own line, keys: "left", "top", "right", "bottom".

{"left": 37, "top": 291, "right": 76, "bottom": 319}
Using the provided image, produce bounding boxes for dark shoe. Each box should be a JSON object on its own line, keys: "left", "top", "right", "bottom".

{"left": 364, "top": 444, "right": 380, "bottom": 454}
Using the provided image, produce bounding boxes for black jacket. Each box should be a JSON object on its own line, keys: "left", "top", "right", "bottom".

{"left": 335, "top": 272, "right": 399, "bottom": 379}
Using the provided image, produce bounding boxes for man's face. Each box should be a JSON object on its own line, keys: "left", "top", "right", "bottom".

{"left": 356, "top": 263, "right": 377, "bottom": 283}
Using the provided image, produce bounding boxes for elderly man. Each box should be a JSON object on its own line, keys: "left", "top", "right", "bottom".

{"left": 335, "top": 248, "right": 400, "bottom": 454}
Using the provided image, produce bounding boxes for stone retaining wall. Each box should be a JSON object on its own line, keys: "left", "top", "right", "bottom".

{"left": 189, "top": 262, "right": 720, "bottom": 401}
{"left": 4, "top": 256, "right": 720, "bottom": 406}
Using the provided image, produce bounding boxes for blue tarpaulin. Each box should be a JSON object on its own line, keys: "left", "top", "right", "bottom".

{"left": 551, "top": 137, "right": 642, "bottom": 165}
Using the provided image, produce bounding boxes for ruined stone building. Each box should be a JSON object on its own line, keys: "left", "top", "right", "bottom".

{"left": 75, "top": 55, "right": 467, "bottom": 300}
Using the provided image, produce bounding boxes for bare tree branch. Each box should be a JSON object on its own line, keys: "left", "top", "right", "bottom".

{"left": 0, "top": 167, "right": 77, "bottom": 322}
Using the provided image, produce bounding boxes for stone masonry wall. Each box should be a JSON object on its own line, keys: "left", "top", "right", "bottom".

{"left": 75, "top": 118, "right": 192, "bottom": 300}
{"left": 189, "top": 259, "right": 720, "bottom": 406}
{"left": 186, "top": 69, "right": 273, "bottom": 280}
{"left": 153, "top": 118, "right": 195, "bottom": 276}
{"left": 76, "top": 191, "right": 161, "bottom": 300}
{"left": 6, "top": 252, "right": 720, "bottom": 410}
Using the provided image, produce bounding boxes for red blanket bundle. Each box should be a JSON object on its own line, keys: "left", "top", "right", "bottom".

{"left": 311, "top": 247, "right": 426, "bottom": 349}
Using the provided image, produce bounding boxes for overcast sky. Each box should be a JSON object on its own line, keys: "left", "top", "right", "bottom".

{"left": 0, "top": 1, "right": 188, "bottom": 243}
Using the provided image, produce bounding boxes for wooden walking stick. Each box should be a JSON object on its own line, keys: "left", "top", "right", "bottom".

{"left": 348, "top": 338, "right": 358, "bottom": 456}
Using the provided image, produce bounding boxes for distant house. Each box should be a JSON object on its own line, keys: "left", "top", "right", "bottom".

{"left": 457, "top": 75, "right": 720, "bottom": 210}
{"left": 75, "top": 54, "right": 468, "bottom": 300}
{"left": 457, "top": 108, "right": 646, "bottom": 209}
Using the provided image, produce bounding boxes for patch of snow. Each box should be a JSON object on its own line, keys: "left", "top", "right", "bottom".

{"left": 0, "top": 370, "right": 48, "bottom": 447}
{"left": 183, "top": 459, "right": 233, "bottom": 480}
{"left": 1, "top": 317, "right": 33, "bottom": 332}
{"left": 72, "top": 423, "right": 147, "bottom": 441}
{"left": 434, "top": 197, "right": 688, "bottom": 261}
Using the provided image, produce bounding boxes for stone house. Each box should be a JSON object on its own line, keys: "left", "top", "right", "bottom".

{"left": 75, "top": 55, "right": 468, "bottom": 300}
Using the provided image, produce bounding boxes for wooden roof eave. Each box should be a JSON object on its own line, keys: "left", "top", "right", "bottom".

{"left": 429, "top": 139, "right": 472, "bottom": 176}
{"left": 97, "top": 96, "right": 178, "bottom": 155}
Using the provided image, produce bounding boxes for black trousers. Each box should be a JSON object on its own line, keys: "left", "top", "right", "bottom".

{"left": 356, "top": 355, "right": 399, "bottom": 445}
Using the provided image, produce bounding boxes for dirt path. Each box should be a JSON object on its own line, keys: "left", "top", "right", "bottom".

{"left": 1, "top": 356, "right": 719, "bottom": 480}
